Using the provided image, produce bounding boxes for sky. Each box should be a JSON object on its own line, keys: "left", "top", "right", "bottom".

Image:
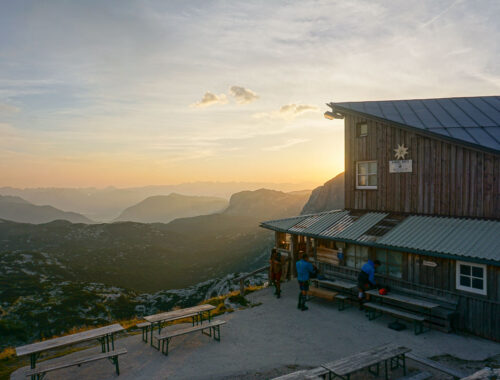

{"left": 0, "top": 0, "right": 499, "bottom": 188}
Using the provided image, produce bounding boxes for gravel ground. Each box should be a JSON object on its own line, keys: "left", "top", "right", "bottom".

{"left": 11, "top": 281, "right": 500, "bottom": 379}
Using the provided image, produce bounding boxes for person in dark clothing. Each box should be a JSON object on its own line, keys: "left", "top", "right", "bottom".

{"left": 296, "top": 253, "right": 317, "bottom": 311}
{"left": 269, "top": 248, "right": 283, "bottom": 298}
{"left": 357, "top": 259, "right": 381, "bottom": 308}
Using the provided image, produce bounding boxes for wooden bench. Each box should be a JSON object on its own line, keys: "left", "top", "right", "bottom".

{"left": 272, "top": 367, "right": 328, "bottom": 379}
{"left": 154, "top": 320, "right": 226, "bottom": 355}
{"left": 396, "top": 371, "right": 432, "bottom": 380}
{"left": 363, "top": 303, "right": 427, "bottom": 335}
{"left": 308, "top": 287, "right": 338, "bottom": 301}
{"left": 25, "top": 348, "right": 127, "bottom": 379}
{"left": 407, "top": 353, "right": 466, "bottom": 379}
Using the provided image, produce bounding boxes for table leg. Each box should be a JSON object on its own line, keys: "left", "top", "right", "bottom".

{"left": 385, "top": 359, "right": 388, "bottom": 380}
{"left": 29, "top": 353, "right": 40, "bottom": 380}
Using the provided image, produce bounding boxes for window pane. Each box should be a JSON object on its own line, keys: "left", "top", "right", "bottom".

{"left": 358, "top": 163, "right": 368, "bottom": 175}
{"left": 388, "top": 265, "right": 403, "bottom": 278}
{"left": 368, "top": 174, "right": 377, "bottom": 186}
{"left": 360, "top": 124, "right": 368, "bottom": 135}
{"left": 345, "top": 245, "right": 356, "bottom": 268}
{"left": 388, "top": 251, "right": 402, "bottom": 265}
{"left": 368, "top": 162, "right": 377, "bottom": 174}
{"left": 460, "top": 265, "right": 471, "bottom": 276}
{"left": 472, "top": 278, "right": 484, "bottom": 290}
{"left": 460, "top": 275, "right": 471, "bottom": 287}
{"left": 358, "top": 175, "right": 368, "bottom": 186}
{"left": 472, "top": 266, "right": 483, "bottom": 278}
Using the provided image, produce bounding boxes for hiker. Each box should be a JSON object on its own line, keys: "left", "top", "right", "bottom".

{"left": 357, "top": 259, "right": 381, "bottom": 308}
{"left": 269, "top": 248, "right": 283, "bottom": 298}
{"left": 296, "top": 253, "right": 317, "bottom": 311}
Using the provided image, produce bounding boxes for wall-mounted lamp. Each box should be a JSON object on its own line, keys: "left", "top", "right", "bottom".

{"left": 324, "top": 111, "right": 344, "bottom": 120}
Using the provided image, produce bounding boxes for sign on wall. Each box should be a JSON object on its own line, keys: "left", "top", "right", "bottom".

{"left": 422, "top": 260, "right": 437, "bottom": 268}
{"left": 389, "top": 160, "right": 412, "bottom": 173}
{"left": 390, "top": 144, "right": 412, "bottom": 173}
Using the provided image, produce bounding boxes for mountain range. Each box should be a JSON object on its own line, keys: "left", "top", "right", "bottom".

{"left": 0, "top": 195, "right": 92, "bottom": 224}
{"left": 114, "top": 193, "right": 228, "bottom": 223}
{"left": 0, "top": 181, "right": 317, "bottom": 221}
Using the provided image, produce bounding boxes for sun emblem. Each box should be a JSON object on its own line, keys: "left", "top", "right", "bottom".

{"left": 394, "top": 144, "right": 409, "bottom": 160}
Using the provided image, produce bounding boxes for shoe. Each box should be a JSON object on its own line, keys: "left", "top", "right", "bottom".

{"left": 301, "top": 305, "right": 309, "bottom": 311}
{"left": 297, "top": 294, "right": 302, "bottom": 309}
{"left": 277, "top": 292, "right": 281, "bottom": 299}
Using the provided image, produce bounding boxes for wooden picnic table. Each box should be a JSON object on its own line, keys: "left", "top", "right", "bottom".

{"left": 143, "top": 304, "right": 216, "bottom": 345}
{"left": 365, "top": 290, "right": 440, "bottom": 310}
{"left": 16, "top": 323, "right": 124, "bottom": 380}
{"left": 322, "top": 343, "right": 411, "bottom": 380}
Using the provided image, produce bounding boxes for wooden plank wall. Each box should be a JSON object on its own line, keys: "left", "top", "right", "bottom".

{"left": 344, "top": 115, "right": 500, "bottom": 218}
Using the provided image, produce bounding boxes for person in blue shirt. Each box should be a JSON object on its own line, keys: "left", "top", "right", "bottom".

{"left": 296, "top": 253, "right": 317, "bottom": 311}
{"left": 357, "top": 259, "right": 381, "bottom": 308}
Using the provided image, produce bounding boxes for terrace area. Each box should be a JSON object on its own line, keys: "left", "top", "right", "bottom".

{"left": 11, "top": 281, "right": 500, "bottom": 379}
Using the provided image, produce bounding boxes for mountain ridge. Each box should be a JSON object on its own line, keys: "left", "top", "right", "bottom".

{"left": 0, "top": 195, "right": 93, "bottom": 224}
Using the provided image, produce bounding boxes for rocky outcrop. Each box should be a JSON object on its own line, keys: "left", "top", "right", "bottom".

{"left": 301, "top": 172, "right": 344, "bottom": 214}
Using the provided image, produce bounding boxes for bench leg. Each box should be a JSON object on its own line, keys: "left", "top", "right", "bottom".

{"left": 213, "top": 325, "right": 221, "bottom": 342}
{"left": 202, "top": 326, "right": 213, "bottom": 338}
{"left": 365, "top": 308, "right": 381, "bottom": 320}
{"left": 110, "top": 355, "right": 120, "bottom": 375}
{"left": 141, "top": 326, "right": 149, "bottom": 342}
{"left": 161, "top": 338, "right": 171, "bottom": 356}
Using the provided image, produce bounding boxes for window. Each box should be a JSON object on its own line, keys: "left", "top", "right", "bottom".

{"left": 356, "top": 161, "right": 377, "bottom": 189}
{"left": 345, "top": 245, "right": 368, "bottom": 269}
{"left": 456, "top": 261, "right": 487, "bottom": 295}
{"left": 357, "top": 122, "right": 368, "bottom": 137}
{"left": 376, "top": 249, "right": 403, "bottom": 278}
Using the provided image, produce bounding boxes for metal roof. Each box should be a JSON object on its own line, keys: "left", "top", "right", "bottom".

{"left": 377, "top": 215, "right": 500, "bottom": 262}
{"left": 260, "top": 211, "right": 500, "bottom": 265}
{"left": 334, "top": 212, "right": 389, "bottom": 240}
{"left": 260, "top": 214, "right": 309, "bottom": 233}
{"left": 302, "top": 210, "right": 349, "bottom": 235}
{"left": 330, "top": 96, "right": 500, "bottom": 153}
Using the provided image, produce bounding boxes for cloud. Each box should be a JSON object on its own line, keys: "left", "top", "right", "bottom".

{"left": 263, "top": 138, "right": 309, "bottom": 151}
{"left": 0, "top": 103, "right": 20, "bottom": 114}
{"left": 229, "top": 86, "right": 259, "bottom": 104}
{"left": 191, "top": 92, "right": 228, "bottom": 108}
{"left": 255, "top": 103, "right": 319, "bottom": 120}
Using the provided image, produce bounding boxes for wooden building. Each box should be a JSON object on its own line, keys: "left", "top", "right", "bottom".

{"left": 261, "top": 96, "right": 500, "bottom": 341}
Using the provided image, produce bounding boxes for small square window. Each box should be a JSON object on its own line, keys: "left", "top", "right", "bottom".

{"left": 357, "top": 122, "right": 368, "bottom": 137}
{"left": 456, "top": 261, "right": 487, "bottom": 295}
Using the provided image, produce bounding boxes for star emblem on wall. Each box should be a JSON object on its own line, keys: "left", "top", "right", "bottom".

{"left": 394, "top": 144, "right": 409, "bottom": 160}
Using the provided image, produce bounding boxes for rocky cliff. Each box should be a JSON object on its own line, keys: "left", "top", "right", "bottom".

{"left": 301, "top": 172, "right": 344, "bottom": 214}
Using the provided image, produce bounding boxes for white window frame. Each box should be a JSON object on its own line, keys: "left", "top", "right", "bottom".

{"left": 456, "top": 261, "right": 487, "bottom": 295}
{"left": 356, "top": 161, "right": 378, "bottom": 190}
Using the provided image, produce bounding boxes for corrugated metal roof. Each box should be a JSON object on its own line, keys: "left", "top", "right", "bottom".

{"left": 289, "top": 213, "right": 329, "bottom": 233}
{"left": 260, "top": 214, "right": 309, "bottom": 232}
{"left": 330, "top": 96, "right": 500, "bottom": 152}
{"left": 260, "top": 211, "right": 500, "bottom": 264}
{"left": 334, "top": 212, "right": 389, "bottom": 240}
{"left": 377, "top": 215, "right": 500, "bottom": 262}
{"left": 302, "top": 210, "right": 349, "bottom": 235}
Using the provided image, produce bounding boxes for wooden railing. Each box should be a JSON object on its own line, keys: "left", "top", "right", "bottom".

{"left": 234, "top": 266, "right": 269, "bottom": 295}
